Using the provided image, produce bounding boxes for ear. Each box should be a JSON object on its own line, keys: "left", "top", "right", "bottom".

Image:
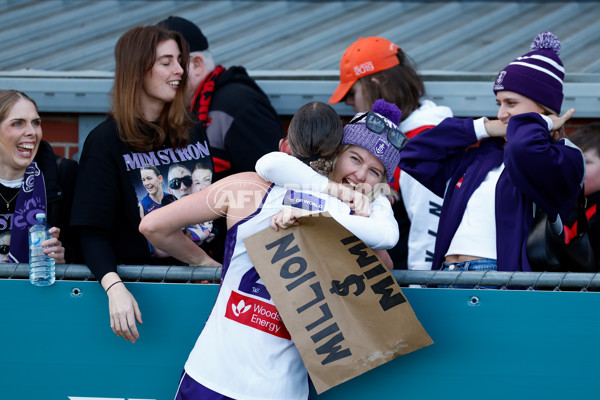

{"left": 189, "top": 54, "right": 206, "bottom": 76}
{"left": 279, "top": 138, "right": 291, "bottom": 154}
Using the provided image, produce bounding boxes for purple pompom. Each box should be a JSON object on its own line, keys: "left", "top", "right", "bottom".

{"left": 531, "top": 31, "right": 561, "bottom": 56}
{"left": 372, "top": 99, "right": 402, "bottom": 125}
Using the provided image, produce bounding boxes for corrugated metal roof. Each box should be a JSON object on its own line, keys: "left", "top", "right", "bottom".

{"left": 1, "top": 0, "right": 599, "bottom": 117}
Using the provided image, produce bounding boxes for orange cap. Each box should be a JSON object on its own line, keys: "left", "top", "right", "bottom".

{"left": 329, "top": 37, "right": 400, "bottom": 104}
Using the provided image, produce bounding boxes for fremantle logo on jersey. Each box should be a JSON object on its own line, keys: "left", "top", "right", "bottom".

{"left": 122, "top": 141, "right": 210, "bottom": 172}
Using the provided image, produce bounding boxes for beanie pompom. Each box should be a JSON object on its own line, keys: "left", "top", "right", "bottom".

{"left": 372, "top": 99, "right": 402, "bottom": 125}
{"left": 531, "top": 31, "right": 561, "bottom": 56}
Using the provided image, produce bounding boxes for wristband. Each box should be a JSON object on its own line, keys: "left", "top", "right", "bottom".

{"left": 105, "top": 280, "right": 123, "bottom": 293}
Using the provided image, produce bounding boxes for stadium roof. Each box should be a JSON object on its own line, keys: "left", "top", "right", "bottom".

{"left": 1, "top": 0, "right": 599, "bottom": 117}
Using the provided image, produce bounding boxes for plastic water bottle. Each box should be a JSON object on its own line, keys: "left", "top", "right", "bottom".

{"left": 29, "top": 213, "right": 55, "bottom": 286}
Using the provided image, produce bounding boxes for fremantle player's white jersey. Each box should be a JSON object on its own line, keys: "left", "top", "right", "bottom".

{"left": 184, "top": 184, "right": 336, "bottom": 400}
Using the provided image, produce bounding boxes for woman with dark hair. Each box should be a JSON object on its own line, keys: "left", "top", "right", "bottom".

{"left": 0, "top": 89, "right": 77, "bottom": 265}
{"left": 71, "top": 25, "right": 217, "bottom": 343}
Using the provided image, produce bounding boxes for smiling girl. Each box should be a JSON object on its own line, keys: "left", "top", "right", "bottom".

{"left": 0, "top": 90, "right": 74, "bottom": 265}
{"left": 398, "top": 32, "right": 585, "bottom": 273}
{"left": 71, "top": 26, "right": 217, "bottom": 344}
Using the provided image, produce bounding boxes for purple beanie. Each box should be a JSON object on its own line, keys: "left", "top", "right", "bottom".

{"left": 493, "top": 31, "right": 564, "bottom": 114}
{"left": 342, "top": 99, "right": 402, "bottom": 182}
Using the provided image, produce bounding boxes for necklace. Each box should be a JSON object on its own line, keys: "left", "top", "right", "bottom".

{"left": 0, "top": 190, "right": 19, "bottom": 210}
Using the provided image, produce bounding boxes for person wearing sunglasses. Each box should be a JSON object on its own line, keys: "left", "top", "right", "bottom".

{"left": 71, "top": 25, "right": 219, "bottom": 344}
{"left": 0, "top": 231, "right": 11, "bottom": 263}
{"left": 139, "top": 100, "right": 399, "bottom": 400}
{"left": 328, "top": 36, "right": 453, "bottom": 272}
{"left": 167, "top": 163, "right": 194, "bottom": 199}
{"left": 256, "top": 99, "right": 404, "bottom": 269}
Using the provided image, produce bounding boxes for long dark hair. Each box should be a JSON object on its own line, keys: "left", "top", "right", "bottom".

{"left": 112, "top": 25, "right": 191, "bottom": 151}
{"left": 287, "top": 102, "right": 343, "bottom": 175}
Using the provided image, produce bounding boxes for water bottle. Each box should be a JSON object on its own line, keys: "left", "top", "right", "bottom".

{"left": 29, "top": 213, "right": 55, "bottom": 287}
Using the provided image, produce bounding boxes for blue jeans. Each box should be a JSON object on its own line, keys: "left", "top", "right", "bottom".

{"left": 441, "top": 258, "right": 497, "bottom": 272}
{"left": 439, "top": 258, "right": 497, "bottom": 288}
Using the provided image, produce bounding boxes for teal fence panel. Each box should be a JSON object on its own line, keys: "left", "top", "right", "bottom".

{"left": 1, "top": 279, "right": 598, "bottom": 400}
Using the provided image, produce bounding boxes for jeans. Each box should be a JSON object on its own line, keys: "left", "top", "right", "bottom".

{"left": 439, "top": 258, "right": 497, "bottom": 288}
{"left": 441, "top": 258, "right": 497, "bottom": 272}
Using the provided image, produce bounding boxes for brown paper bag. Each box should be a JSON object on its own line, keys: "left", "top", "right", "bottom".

{"left": 245, "top": 212, "right": 433, "bottom": 394}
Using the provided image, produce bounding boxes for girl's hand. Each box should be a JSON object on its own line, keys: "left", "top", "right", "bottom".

{"left": 43, "top": 226, "right": 65, "bottom": 264}
{"left": 270, "top": 207, "right": 311, "bottom": 231}
{"left": 548, "top": 108, "right": 575, "bottom": 140}
{"left": 105, "top": 280, "right": 142, "bottom": 343}
{"left": 325, "top": 182, "right": 371, "bottom": 217}
{"left": 484, "top": 119, "right": 507, "bottom": 137}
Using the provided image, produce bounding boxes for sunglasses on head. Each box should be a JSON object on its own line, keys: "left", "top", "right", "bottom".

{"left": 0, "top": 244, "right": 9, "bottom": 255}
{"left": 350, "top": 112, "right": 408, "bottom": 150}
{"left": 169, "top": 175, "right": 193, "bottom": 190}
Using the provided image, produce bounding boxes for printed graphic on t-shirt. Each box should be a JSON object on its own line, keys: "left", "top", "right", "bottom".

{"left": 225, "top": 290, "right": 291, "bottom": 340}
{"left": 122, "top": 140, "right": 214, "bottom": 256}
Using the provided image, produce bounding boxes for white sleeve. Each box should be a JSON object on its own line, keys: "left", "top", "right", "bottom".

{"left": 325, "top": 194, "right": 399, "bottom": 250}
{"left": 256, "top": 153, "right": 398, "bottom": 249}
{"left": 255, "top": 152, "right": 329, "bottom": 192}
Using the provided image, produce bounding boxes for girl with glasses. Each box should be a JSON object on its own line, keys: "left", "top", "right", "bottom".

{"left": 329, "top": 36, "right": 454, "bottom": 272}
{"left": 71, "top": 25, "right": 218, "bottom": 344}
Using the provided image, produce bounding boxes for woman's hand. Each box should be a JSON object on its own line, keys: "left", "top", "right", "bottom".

{"left": 324, "top": 182, "right": 371, "bottom": 217}
{"left": 43, "top": 226, "right": 66, "bottom": 264}
{"left": 548, "top": 108, "right": 575, "bottom": 141}
{"left": 102, "top": 273, "right": 142, "bottom": 343}
{"left": 484, "top": 119, "right": 507, "bottom": 137}
{"left": 271, "top": 207, "right": 312, "bottom": 231}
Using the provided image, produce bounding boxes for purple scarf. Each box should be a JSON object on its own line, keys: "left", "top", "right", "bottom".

{"left": 9, "top": 161, "right": 47, "bottom": 263}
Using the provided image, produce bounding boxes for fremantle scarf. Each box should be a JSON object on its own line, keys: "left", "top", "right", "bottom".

{"left": 9, "top": 162, "right": 47, "bottom": 263}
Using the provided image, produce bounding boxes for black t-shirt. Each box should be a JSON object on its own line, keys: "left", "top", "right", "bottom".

{"left": 71, "top": 117, "right": 214, "bottom": 280}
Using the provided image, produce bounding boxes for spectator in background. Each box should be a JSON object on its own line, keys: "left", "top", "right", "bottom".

{"left": 565, "top": 123, "right": 600, "bottom": 267}
{"left": 158, "top": 15, "right": 284, "bottom": 263}
{"left": 157, "top": 15, "right": 283, "bottom": 181}
{"left": 398, "top": 32, "right": 584, "bottom": 272}
{"left": 71, "top": 25, "right": 218, "bottom": 344}
{"left": 0, "top": 89, "right": 77, "bottom": 265}
{"left": 328, "top": 36, "right": 453, "bottom": 271}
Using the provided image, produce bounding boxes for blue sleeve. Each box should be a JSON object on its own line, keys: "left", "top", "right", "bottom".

{"left": 398, "top": 117, "right": 479, "bottom": 197}
{"left": 504, "top": 113, "right": 585, "bottom": 219}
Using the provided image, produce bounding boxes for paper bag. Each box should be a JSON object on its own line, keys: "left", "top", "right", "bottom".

{"left": 245, "top": 212, "right": 433, "bottom": 394}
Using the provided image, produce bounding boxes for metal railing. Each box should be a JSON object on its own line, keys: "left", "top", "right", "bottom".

{"left": 2, "top": 264, "right": 599, "bottom": 291}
